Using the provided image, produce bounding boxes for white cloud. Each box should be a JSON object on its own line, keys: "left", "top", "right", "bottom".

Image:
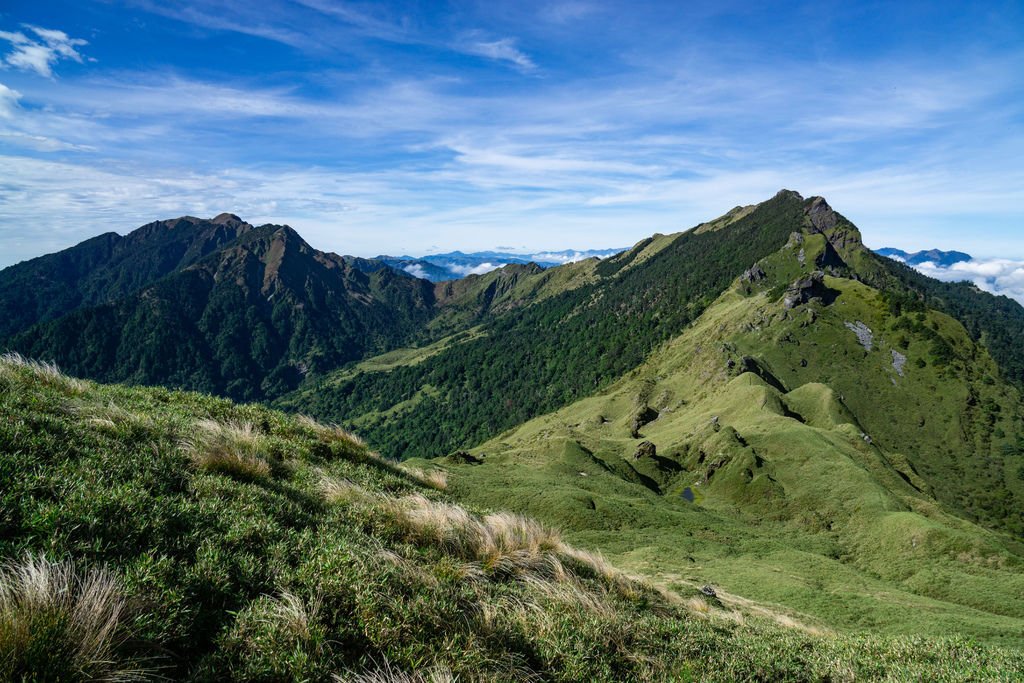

{"left": 0, "top": 25, "right": 87, "bottom": 78}
{"left": 401, "top": 263, "right": 430, "bottom": 279}
{"left": 459, "top": 38, "right": 536, "bottom": 72}
{"left": 909, "top": 258, "right": 1024, "bottom": 304}
{"left": 1, "top": 10, "right": 1023, "bottom": 267}
{"left": 447, "top": 262, "right": 506, "bottom": 276}
{"left": 528, "top": 249, "right": 622, "bottom": 263}
{"left": 0, "top": 82, "right": 20, "bottom": 118}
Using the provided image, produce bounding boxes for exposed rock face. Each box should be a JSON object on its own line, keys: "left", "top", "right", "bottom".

{"left": 783, "top": 271, "right": 826, "bottom": 309}
{"left": 804, "top": 196, "right": 861, "bottom": 251}
{"left": 806, "top": 197, "right": 838, "bottom": 232}
{"left": 892, "top": 350, "right": 908, "bottom": 377}
{"left": 634, "top": 441, "right": 657, "bottom": 459}
{"left": 845, "top": 321, "right": 874, "bottom": 351}
{"left": 630, "top": 405, "right": 659, "bottom": 438}
{"left": 742, "top": 264, "right": 766, "bottom": 283}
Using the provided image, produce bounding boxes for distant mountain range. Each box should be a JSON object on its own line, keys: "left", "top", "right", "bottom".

{"left": 875, "top": 247, "right": 973, "bottom": 267}
{"left": 376, "top": 248, "right": 625, "bottom": 282}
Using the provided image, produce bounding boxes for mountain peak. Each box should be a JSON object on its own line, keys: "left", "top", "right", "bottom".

{"left": 876, "top": 247, "right": 972, "bottom": 267}
{"left": 212, "top": 212, "right": 246, "bottom": 226}
{"left": 774, "top": 189, "right": 804, "bottom": 201}
{"left": 805, "top": 196, "right": 837, "bottom": 231}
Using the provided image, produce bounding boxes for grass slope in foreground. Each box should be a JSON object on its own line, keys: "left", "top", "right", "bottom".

{"left": 2, "top": 356, "right": 1022, "bottom": 681}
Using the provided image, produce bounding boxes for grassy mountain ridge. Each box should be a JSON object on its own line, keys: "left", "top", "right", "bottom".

{"left": 2, "top": 354, "right": 1022, "bottom": 680}
{"left": 431, "top": 234, "right": 1024, "bottom": 645}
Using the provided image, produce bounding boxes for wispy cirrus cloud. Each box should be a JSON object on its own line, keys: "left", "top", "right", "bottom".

{"left": 0, "top": 82, "right": 20, "bottom": 118}
{"left": 457, "top": 37, "right": 536, "bottom": 72}
{"left": 0, "top": 25, "right": 87, "bottom": 78}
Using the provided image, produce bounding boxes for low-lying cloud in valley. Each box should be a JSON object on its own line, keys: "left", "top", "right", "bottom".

{"left": 902, "top": 257, "right": 1024, "bottom": 304}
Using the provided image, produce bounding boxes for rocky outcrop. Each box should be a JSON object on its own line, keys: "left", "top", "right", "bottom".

{"left": 804, "top": 197, "right": 862, "bottom": 251}
{"left": 630, "top": 405, "right": 659, "bottom": 438}
{"left": 741, "top": 264, "right": 766, "bottom": 283}
{"left": 806, "top": 197, "right": 838, "bottom": 232}
{"left": 634, "top": 441, "right": 657, "bottom": 460}
{"left": 845, "top": 321, "right": 874, "bottom": 351}
{"left": 892, "top": 350, "right": 908, "bottom": 376}
{"left": 783, "top": 271, "right": 827, "bottom": 309}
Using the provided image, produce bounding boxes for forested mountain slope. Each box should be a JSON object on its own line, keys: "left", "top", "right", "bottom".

{"left": 6, "top": 224, "right": 437, "bottom": 401}
{"left": 280, "top": 191, "right": 818, "bottom": 457}
{"left": 1, "top": 214, "right": 614, "bottom": 402}
{"left": 0, "top": 213, "right": 253, "bottom": 339}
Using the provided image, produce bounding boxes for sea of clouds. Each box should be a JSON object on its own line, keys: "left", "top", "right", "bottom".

{"left": 899, "top": 257, "right": 1024, "bottom": 304}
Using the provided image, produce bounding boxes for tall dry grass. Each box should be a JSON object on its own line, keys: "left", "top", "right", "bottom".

{"left": 0, "top": 555, "right": 154, "bottom": 681}
{"left": 297, "top": 414, "right": 448, "bottom": 490}
{"left": 335, "top": 659, "right": 455, "bottom": 683}
{"left": 0, "top": 352, "right": 87, "bottom": 394}
{"left": 320, "top": 476, "right": 636, "bottom": 598}
{"left": 68, "top": 399, "right": 154, "bottom": 432}
{"left": 184, "top": 418, "right": 272, "bottom": 479}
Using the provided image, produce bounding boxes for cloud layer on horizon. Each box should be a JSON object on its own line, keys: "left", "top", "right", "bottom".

{"left": 895, "top": 257, "right": 1024, "bottom": 305}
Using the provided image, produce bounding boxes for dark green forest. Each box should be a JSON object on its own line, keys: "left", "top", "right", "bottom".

{"left": 5, "top": 225, "right": 437, "bottom": 402}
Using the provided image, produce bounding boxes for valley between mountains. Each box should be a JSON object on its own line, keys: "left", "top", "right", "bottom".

{"left": 3, "top": 190, "right": 1024, "bottom": 680}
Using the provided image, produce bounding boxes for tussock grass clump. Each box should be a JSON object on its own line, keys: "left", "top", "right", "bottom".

{"left": 184, "top": 418, "right": 272, "bottom": 480}
{"left": 216, "top": 591, "right": 330, "bottom": 680}
{"left": 0, "top": 351, "right": 87, "bottom": 394}
{"left": 296, "top": 415, "right": 449, "bottom": 490}
{"left": 0, "top": 555, "right": 153, "bottom": 681}
{"left": 297, "top": 414, "right": 366, "bottom": 450}
{"left": 399, "top": 467, "right": 449, "bottom": 491}
{"left": 69, "top": 399, "right": 154, "bottom": 433}
{"left": 337, "top": 660, "right": 455, "bottom": 683}
{"left": 323, "top": 479, "right": 634, "bottom": 598}
{"left": 382, "top": 493, "right": 563, "bottom": 577}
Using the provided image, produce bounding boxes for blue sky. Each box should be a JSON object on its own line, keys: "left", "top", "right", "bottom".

{"left": 1, "top": 1, "right": 1022, "bottom": 269}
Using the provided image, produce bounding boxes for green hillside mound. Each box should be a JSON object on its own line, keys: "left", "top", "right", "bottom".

{"left": 437, "top": 218, "right": 1024, "bottom": 649}
{"left": 3, "top": 356, "right": 1023, "bottom": 681}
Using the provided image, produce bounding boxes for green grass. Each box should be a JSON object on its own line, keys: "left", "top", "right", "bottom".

{"left": 3, "top": 356, "right": 1024, "bottom": 680}
{"left": 438, "top": 257, "right": 1024, "bottom": 650}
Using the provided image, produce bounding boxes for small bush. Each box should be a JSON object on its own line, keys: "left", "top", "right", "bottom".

{"left": 0, "top": 555, "right": 153, "bottom": 681}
